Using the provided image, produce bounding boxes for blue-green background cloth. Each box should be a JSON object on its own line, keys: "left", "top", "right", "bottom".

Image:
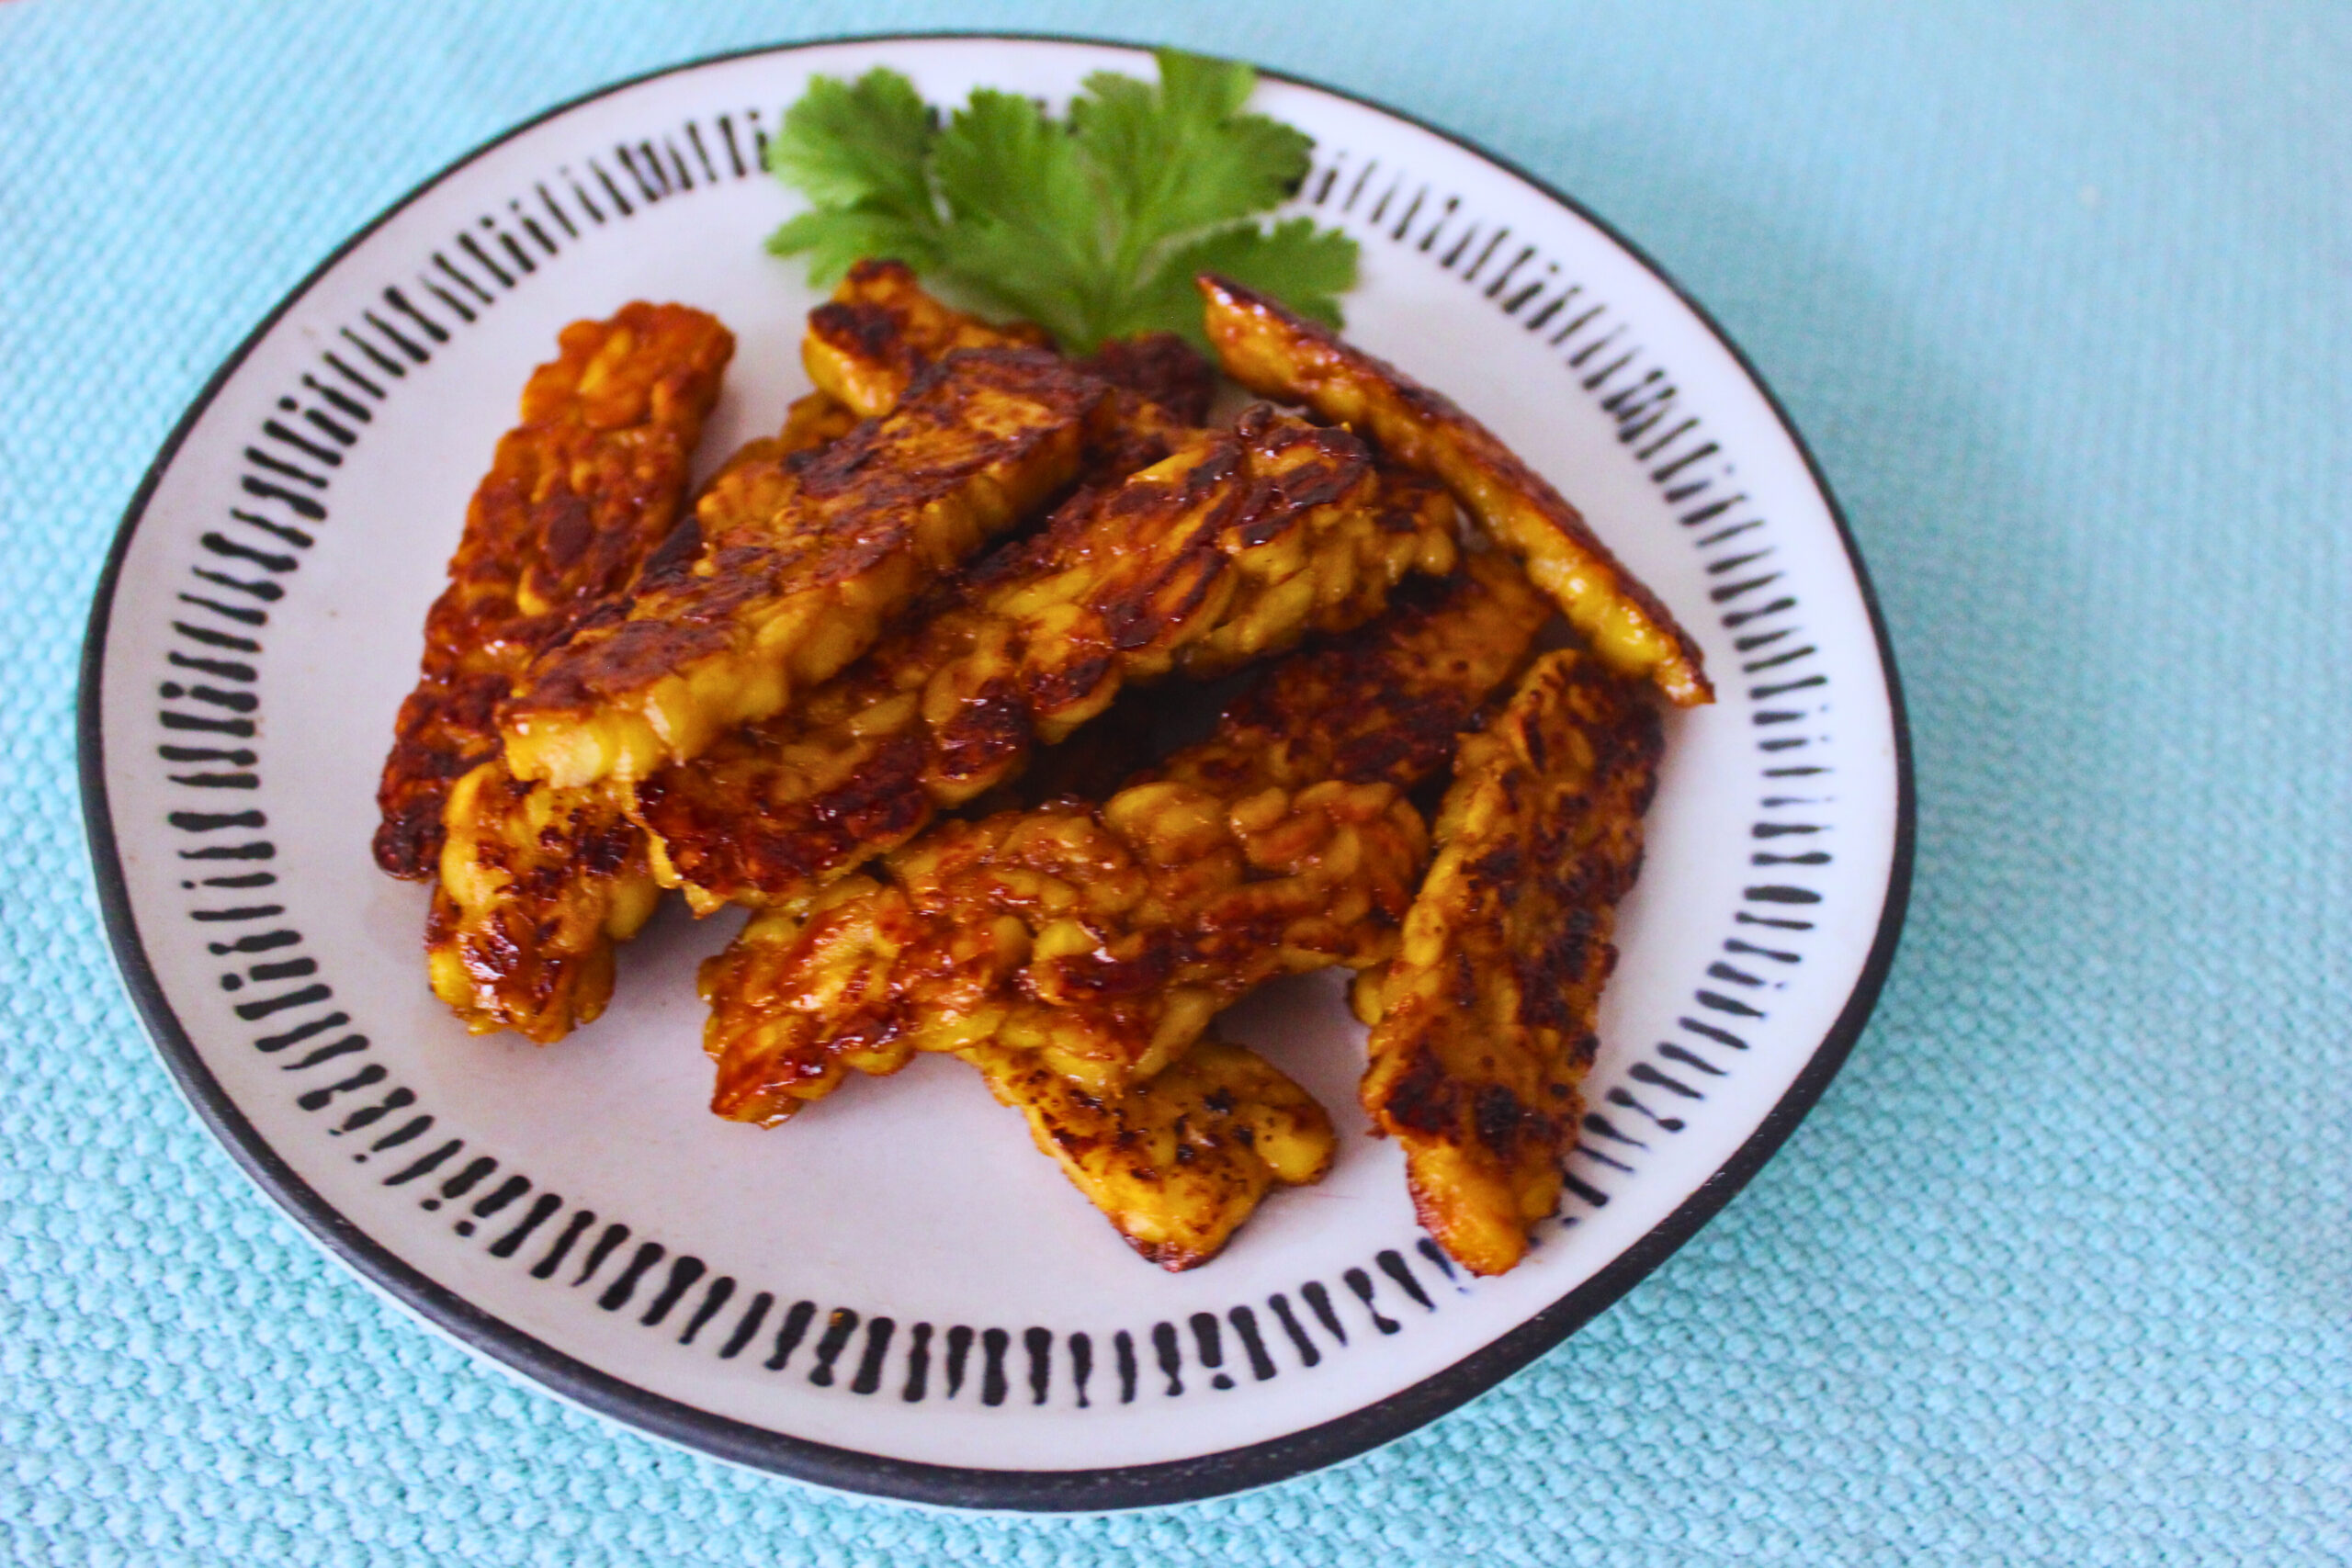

{"left": 6, "top": 0, "right": 2347, "bottom": 1560}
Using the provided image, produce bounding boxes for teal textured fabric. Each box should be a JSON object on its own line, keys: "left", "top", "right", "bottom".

{"left": 6, "top": 0, "right": 2348, "bottom": 1561}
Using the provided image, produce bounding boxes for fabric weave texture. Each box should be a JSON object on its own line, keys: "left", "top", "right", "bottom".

{"left": 4, "top": 1, "right": 2347, "bottom": 1562}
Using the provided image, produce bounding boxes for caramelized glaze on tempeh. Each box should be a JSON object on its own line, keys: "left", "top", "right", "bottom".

{"left": 1357, "top": 648, "right": 1663, "bottom": 1275}
{"left": 499, "top": 348, "right": 1112, "bottom": 790}
{"left": 1199, "top": 274, "right": 1713, "bottom": 706}
{"left": 372, "top": 303, "right": 733, "bottom": 878}
{"left": 424, "top": 393, "right": 854, "bottom": 1042}
{"left": 697, "top": 554, "right": 1552, "bottom": 1126}
{"left": 636, "top": 410, "right": 1456, "bottom": 912}
{"left": 965, "top": 1037, "right": 1335, "bottom": 1270}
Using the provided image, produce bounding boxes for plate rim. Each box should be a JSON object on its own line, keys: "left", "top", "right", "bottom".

{"left": 75, "top": 28, "right": 1916, "bottom": 1513}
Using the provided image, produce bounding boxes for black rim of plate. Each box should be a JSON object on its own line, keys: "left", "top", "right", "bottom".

{"left": 76, "top": 31, "right": 1916, "bottom": 1513}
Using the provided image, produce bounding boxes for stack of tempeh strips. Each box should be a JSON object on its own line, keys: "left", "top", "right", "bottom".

{"left": 373, "top": 260, "right": 1709, "bottom": 1275}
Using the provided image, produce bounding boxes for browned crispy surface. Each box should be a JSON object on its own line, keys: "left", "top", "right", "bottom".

{"left": 698, "top": 554, "right": 1552, "bottom": 1126}
{"left": 1198, "top": 274, "right": 1713, "bottom": 707}
{"left": 1171, "top": 457, "right": 1459, "bottom": 680}
{"left": 499, "top": 348, "right": 1111, "bottom": 790}
{"left": 636, "top": 410, "right": 1458, "bottom": 912}
{"left": 425, "top": 763, "right": 659, "bottom": 1042}
{"left": 371, "top": 303, "right": 733, "bottom": 877}
{"left": 804, "top": 259, "right": 1055, "bottom": 418}
{"left": 964, "top": 1037, "right": 1335, "bottom": 1270}
{"left": 1163, "top": 550, "right": 1549, "bottom": 796}
{"left": 424, "top": 393, "right": 856, "bottom": 1043}
{"left": 808, "top": 260, "right": 1209, "bottom": 496}
{"left": 808, "top": 259, "right": 1215, "bottom": 429}
{"left": 1357, "top": 648, "right": 1663, "bottom": 1275}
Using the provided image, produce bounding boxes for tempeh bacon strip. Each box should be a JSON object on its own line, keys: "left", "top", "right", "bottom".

{"left": 963, "top": 1037, "right": 1336, "bottom": 1271}
{"left": 803, "top": 258, "right": 1055, "bottom": 418}
{"left": 424, "top": 396, "right": 856, "bottom": 1043}
{"left": 371, "top": 303, "right": 734, "bottom": 878}
{"left": 499, "top": 347, "right": 1111, "bottom": 790}
{"left": 697, "top": 552, "right": 1553, "bottom": 1126}
{"left": 1198, "top": 274, "right": 1714, "bottom": 706}
{"left": 806, "top": 258, "right": 1209, "bottom": 477}
{"left": 426, "top": 764, "right": 656, "bottom": 1043}
{"left": 1356, "top": 647, "right": 1664, "bottom": 1275}
{"left": 634, "top": 408, "right": 1457, "bottom": 913}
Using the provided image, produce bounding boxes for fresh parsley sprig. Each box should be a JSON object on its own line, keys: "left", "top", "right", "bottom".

{"left": 764, "top": 50, "right": 1358, "bottom": 351}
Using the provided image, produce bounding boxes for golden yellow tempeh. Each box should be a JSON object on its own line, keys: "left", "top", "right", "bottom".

{"left": 804, "top": 258, "right": 1056, "bottom": 419}
{"left": 372, "top": 303, "right": 733, "bottom": 878}
{"left": 425, "top": 761, "right": 660, "bottom": 1043}
{"left": 424, "top": 394, "right": 858, "bottom": 1043}
{"left": 500, "top": 348, "right": 1110, "bottom": 790}
{"left": 697, "top": 555, "right": 1552, "bottom": 1127}
{"left": 635, "top": 410, "right": 1457, "bottom": 913}
{"left": 807, "top": 259, "right": 1211, "bottom": 484}
{"left": 964, "top": 1037, "right": 1335, "bottom": 1271}
{"left": 1198, "top": 274, "right": 1713, "bottom": 706}
{"left": 1357, "top": 648, "right": 1663, "bottom": 1276}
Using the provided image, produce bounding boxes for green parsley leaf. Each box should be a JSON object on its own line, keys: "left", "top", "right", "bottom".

{"left": 1108, "top": 216, "right": 1361, "bottom": 343}
{"left": 763, "top": 50, "right": 1356, "bottom": 351}
{"left": 766, "top": 68, "right": 939, "bottom": 224}
{"left": 927, "top": 88, "right": 1110, "bottom": 345}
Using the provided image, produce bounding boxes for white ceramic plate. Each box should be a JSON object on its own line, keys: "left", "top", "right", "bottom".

{"left": 80, "top": 35, "right": 1911, "bottom": 1511}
